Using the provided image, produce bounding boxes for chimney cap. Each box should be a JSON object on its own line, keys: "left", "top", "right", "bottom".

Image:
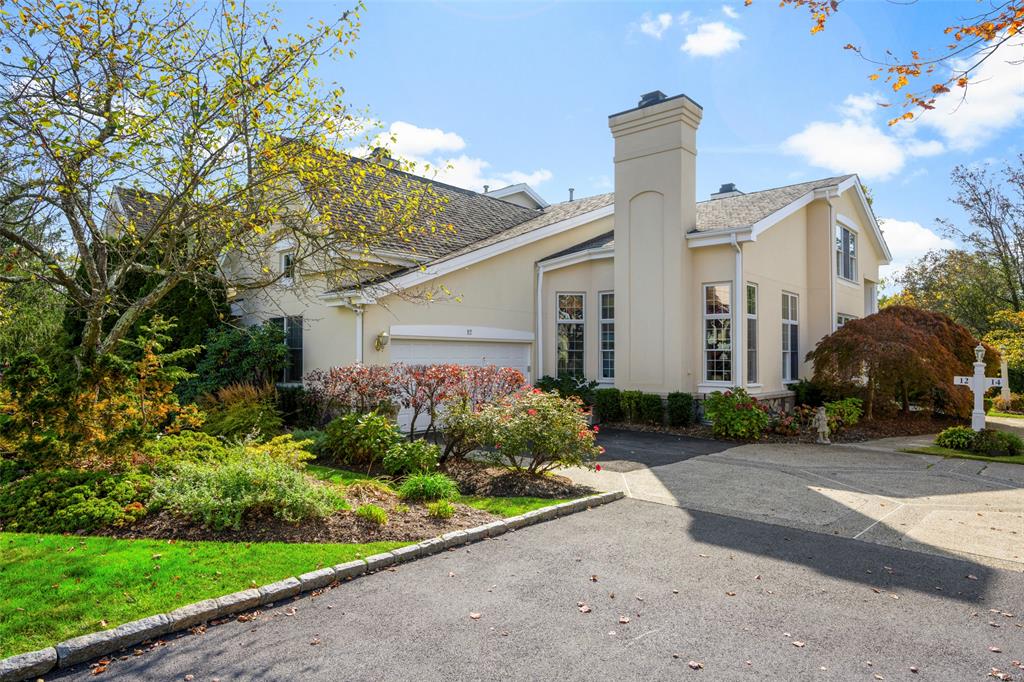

{"left": 638, "top": 90, "right": 668, "bottom": 108}
{"left": 718, "top": 183, "right": 738, "bottom": 193}
{"left": 710, "top": 182, "right": 743, "bottom": 199}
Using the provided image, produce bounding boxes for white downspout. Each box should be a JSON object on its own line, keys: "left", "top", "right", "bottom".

{"left": 731, "top": 233, "right": 744, "bottom": 388}
{"left": 354, "top": 304, "right": 364, "bottom": 364}
{"left": 827, "top": 197, "right": 837, "bottom": 333}
{"left": 535, "top": 264, "right": 544, "bottom": 380}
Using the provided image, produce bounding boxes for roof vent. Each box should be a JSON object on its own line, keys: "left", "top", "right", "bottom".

{"left": 368, "top": 146, "right": 396, "bottom": 167}
{"left": 637, "top": 90, "right": 668, "bottom": 108}
{"left": 710, "top": 182, "right": 744, "bottom": 199}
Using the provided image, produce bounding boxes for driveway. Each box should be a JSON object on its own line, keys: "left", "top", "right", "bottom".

{"left": 49, "top": 499, "right": 1024, "bottom": 681}
{"left": 575, "top": 431, "right": 1024, "bottom": 571}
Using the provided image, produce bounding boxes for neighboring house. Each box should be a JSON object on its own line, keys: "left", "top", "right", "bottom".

{"left": 126, "top": 91, "right": 893, "bottom": 412}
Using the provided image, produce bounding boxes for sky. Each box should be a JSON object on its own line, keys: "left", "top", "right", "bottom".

{"left": 274, "top": 0, "right": 1023, "bottom": 290}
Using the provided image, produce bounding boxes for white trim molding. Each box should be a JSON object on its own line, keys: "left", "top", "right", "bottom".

{"left": 388, "top": 325, "right": 534, "bottom": 344}
{"left": 486, "top": 183, "right": 550, "bottom": 209}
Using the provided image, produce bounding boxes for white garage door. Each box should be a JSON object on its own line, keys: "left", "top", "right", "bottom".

{"left": 389, "top": 338, "right": 531, "bottom": 432}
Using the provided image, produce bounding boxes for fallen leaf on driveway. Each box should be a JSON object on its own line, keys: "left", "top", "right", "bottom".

{"left": 91, "top": 666, "right": 107, "bottom": 676}
{"left": 310, "top": 638, "right": 321, "bottom": 646}
{"left": 578, "top": 602, "right": 591, "bottom": 614}
{"left": 469, "top": 612, "right": 481, "bottom": 620}
{"left": 991, "top": 646, "right": 1003, "bottom": 653}
{"left": 284, "top": 607, "right": 297, "bottom": 617}
{"left": 725, "top": 592, "right": 736, "bottom": 597}
{"left": 687, "top": 660, "right": 703, "bottom": 670}
{"left": 792, "top": 641, "right": 805, "bottom": 648}
{"left": 873, "top": 675, "right": 884, "bottom": 680}
{"left": 989, "top": 669, "right": 1013, "bottom": 681}
{"left": 967, "top": 574, "right": 979, "bottom": 581}
{"left": 910, "top": 666, "right": 919, "bottom": 673}
{"left": 590, "top": 575, "right": 599, "bottom": 582}
{"left": 619, "top": 616, "right": 630, "bottom": 624}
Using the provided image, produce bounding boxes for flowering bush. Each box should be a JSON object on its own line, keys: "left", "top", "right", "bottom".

{"left": 304, "top": 364, "right": 397, "bottom": 422}
{"left": 703, "top": 389, "right": 770, "bottom": 440}
{"left": 393, "top": 363, "right": 461, "bottom": 435}
{"left": 480, "top": 388, "right": 602, "bottom": 475}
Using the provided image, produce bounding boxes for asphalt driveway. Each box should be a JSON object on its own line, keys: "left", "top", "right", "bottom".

{"left": 595, "top": 427, "right": 730, "bottom": 471}
{"left": 50, "top": 499, "right": 1024, "bottom": 681}
{"left": 572, "top": 433, "right": 1024, "bottom": 571}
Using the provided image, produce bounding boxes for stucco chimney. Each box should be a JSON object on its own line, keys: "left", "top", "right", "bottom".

{"left": 608, "top": 92, "right": 703, "bottom": 393}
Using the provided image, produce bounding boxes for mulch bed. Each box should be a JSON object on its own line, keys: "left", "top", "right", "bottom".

{"left": 604, "top": 413, "right": 963, "bottom": 445}
{"left": 442, "top": 458, "right": 593, "bottom": 498}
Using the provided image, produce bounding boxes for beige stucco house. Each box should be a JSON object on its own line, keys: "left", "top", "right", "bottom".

{"left": 229, "top": 91, "right": 892, "bottom": 410}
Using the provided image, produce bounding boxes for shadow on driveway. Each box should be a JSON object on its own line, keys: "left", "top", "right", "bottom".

{"left": 596, "top": 427, "right": 729, "bottom": 472}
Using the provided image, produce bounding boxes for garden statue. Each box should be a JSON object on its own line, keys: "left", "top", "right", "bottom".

{"left": 813, "top": 406, "right": 831, "bottom": 444}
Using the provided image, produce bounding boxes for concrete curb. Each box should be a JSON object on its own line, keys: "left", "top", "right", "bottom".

{"left": 0, "top": 490, "right": 623, "bottom": 681}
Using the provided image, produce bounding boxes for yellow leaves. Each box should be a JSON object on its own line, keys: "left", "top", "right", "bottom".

{"left": 957, "top": 76, "right": 969, "bottom": 88}
{"left": 892, "top": 74, "right": 909, "bottom": 91}
{"left": 887, "top": 112, "right": 913, "bottom": 126}
{"left": 868, "top": 73, "right": 879, "bottom": 81}
{"left": 931, "top": 83, "right": 950, "bottom": 94}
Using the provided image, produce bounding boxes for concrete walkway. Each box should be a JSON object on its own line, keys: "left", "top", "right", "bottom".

{"left": 569, "top": 434, "right": 1024, "bottom": 571}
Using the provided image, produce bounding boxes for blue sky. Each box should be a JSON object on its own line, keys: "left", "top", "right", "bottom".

{"left": 278, "top": 0, "right": 1023, "bottom": 288}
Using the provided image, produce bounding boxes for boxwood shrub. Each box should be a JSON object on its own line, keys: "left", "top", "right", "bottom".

{"left": 638, "top": 393, "right": 664, "bottom": 424}
{"left": 593, "top": 388, "right": 622, "bottom": 423}
{"left": 666, "top": 392, "right": 694, "bottom": 427}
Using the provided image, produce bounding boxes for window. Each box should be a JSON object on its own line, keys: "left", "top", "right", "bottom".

{"left": 599, "top": 292, "right": 614, "bottom": 380}
{"left": 782, "top": 293, "right": 799, "bottom": 383}
{"left": 703, "top": 283, "right": 732, "bottom": 383}
{"left": 269, "top": 316, "right": 303, "bottom": 383}
{"left": 556, "top": 293, "right": 584, "bottom": 377}
{"left": 746, "top": 283, "right": 758, "bottom": 385}
{"left": 836, "top": 313, "right": 857, "bottom": 328}
{"left": 281, "top": 253, "right": 296, "bottom": 282}
{"left": 836, "top": 224, "right": 857, "bottom": 281}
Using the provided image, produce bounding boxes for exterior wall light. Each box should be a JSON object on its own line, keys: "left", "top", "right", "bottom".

{"left": 374, "top": 331, "right": 390, "bottom": 352}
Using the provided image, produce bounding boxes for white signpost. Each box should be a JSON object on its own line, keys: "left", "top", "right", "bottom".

{"left": 954, "top": 344, "right": 1004, "bottom": 431}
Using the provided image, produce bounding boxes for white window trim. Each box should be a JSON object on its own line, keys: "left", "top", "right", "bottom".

{"left": 782, "top": 291, "right": 799, "bottom": 384}
{"left": 746, "top": 282, "right": 758, "bottom": 386}
{"left": 599, "top": 291, "right": 614, "bottom": 381}
{"left": 556, "top": 292, "right": 585, "bottom": 377}
{"left": 836, "top": 313, "right": 858, "bottom": 328}
{"left": 703, "top": 282, "right": 733, "bottom": 385}
{"left": 280, "top": 252, "right": 296, "bottom": 286}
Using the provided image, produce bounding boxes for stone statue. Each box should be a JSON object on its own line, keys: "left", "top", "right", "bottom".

{"left": 812, "top": 406, "right": 831, "bottom": 444}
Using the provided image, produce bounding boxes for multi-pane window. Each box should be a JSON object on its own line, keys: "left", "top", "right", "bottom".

{"left": 557, "top": 293, "right": 585, "bottom": 377}
{"left": 746, "top": 283, "right": 758, "bottom": 385}
{"left": 599, "top": 292, "right": 614, "bottom": 380}
{"left": 703, "top": 283, "right": 732, "bottom": 383}
{"left": 836, "top": 225, "right": 857, "bottom": 281}
{"left": 281, "top": 253, "right": 296, "bottom": 281}
{"left": 270, "top": 316, "right": 303, "bottom": 383}
{"left": 836, "top": 313, "right": 857, "bottom": 328}
{"left": 782, "top": 293, "right": 799, "bottom": 383}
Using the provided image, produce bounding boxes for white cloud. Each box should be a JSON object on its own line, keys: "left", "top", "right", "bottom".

{"left": 681, "top": 22, "right": 745, "bottom": 57}
{"left": 722, "top": 5, "right": 739, "bottom": 19}
{"left": 677, "top": 10, "right": 692, "bottom": 25}
{"left": 782, "top": 120, "right": 907, "bottom": 180}
{"left": 920, "top": 38, "right": 1024, "bottom": 150}
{"left": 639, "top": 12, "right": 674, "bottom": 39}
{"left": 783, "top": 92, "right": 948, "bottom": 181}
{"left": 877, "top": 218, "right": 956, "bottom": 286}
{"left": 359, "top": 121, "right": 552, "bottom": 193}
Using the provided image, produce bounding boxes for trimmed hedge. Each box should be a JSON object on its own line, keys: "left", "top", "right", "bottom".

{"left": 666, "top": 392, "right": 694, "bottom": 427}
{"left": 638, "top": 393, "right": 664, "bottom": 424}
{"left": 593, "top": 388, "right": 622, "bottom": 422}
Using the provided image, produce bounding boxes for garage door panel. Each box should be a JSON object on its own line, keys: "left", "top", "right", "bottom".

{"left": 389, "top": 338, "right": 531, "bottom": 432}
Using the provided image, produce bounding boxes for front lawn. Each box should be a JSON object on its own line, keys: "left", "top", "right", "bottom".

{"left": 901, "top": 445, "right": 1024, "bottom": 466}
{"left": 460, "top": 495, "right": 571, "bottom": 517}
{"left": 988, "top": 410, "right": 1024, "bottom": 420}
{"left": 0, "top": 532, "right": 408, "bottom": 658}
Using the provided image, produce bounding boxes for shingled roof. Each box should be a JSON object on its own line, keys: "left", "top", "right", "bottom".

{"left": 695, "top": 175, "right": 853, "bottom": 232}
{"left": 539, "top": 230, "right": 614, "bottom": 262}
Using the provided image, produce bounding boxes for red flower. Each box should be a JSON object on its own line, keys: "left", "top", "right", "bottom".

{"left": 595, "top": 464, "right": 602, "bottom": 471}
{"left": 532, "top": 388, "right": 542, "bottom": 394}
{"left": 592, "top": 425, "right": 600, "bottom": 433}
{"left": 528, "top": 409, "right": 537, "bottom": 416}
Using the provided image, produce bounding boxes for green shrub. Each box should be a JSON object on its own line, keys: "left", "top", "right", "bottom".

{"left": 480, "top": 389, "right": 603, "bottom": 475}
{"left": 151, "top": 455, "right": 343, "bottom": 530}
{"left": 0, "top": 469, "right": 152, "bottom": 533}
{"left": 638, "top": 393, "right": 664, "bottom": 424}
{"left": 276, "top": 385, "right": 320, "bottom": 429}
{"left": 179, "top": 323, "right": 288, "bottom": 402}
{"left": 703, "top": 389, "right": 770, "bottom": 441}
{"left": 824, "top": 397, "right": 863, "bottom": 431}
{"left": 354, "top": 503, "right": 388, "bottom": 526}
{"left": 142, "top": 431, "right": 232, "bottom": 470}
{"left": 382, "top": 439, "right": 440, "bottom": 476}
{"left": 534, "top": 374, "right": 599, "bottom": 406}
{"left": 792, "top": 379, "right": 827, "bottom": 407}
{"left": 288, "top": 428, "right": 327, "bottom": 455}
{"left": 322, "top": 411, "right": 402, "bottom": 467}
{"left": 0, "top": 457, "right": 24, "bottom": 484}
{"left": 244, "top": 434, "right": 317, "bottom": 468}
{"left": 620, "top": 390, "right": 643, "bottom": 423}
{"left": 440, "top": 399, "right": 489, "bottom": 463}
{"left": 593, "top": 388, "right": 622, "bottom": 422}
{"left": 666, "top": 392, "right": 694, "bottom": 427}
{"left": 970, "top": 429, "right": 1024, "bottom": 457}
{"left": 201, "top": 383, "right": 283, "bottom": 441}
{"left": 398, "top": 472, "right": 460, "bottom": 502}
{"left": 935, "top": 425, "right": 975, "bottom": 451}
{"left": 427, "top": 499, "right": 455, "bottom": 519}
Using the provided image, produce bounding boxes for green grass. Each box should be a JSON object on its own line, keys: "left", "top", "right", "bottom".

{"left": 988, "top": 410, "right": 1024, "bottom": 420}
{"left": 306, "top": 463, "right": 379, "bottom": 487}
{"left": 460, "top": 496, "right": 572, "bottom": 517}
{"left": 307, "top": 465, "right": 571, "bottom": 518}
{"left": 901, "top": 445, "right": 1024, "bottom": 465}
{"left": 0, "top": 533, "right": 408, "bottom": 658}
